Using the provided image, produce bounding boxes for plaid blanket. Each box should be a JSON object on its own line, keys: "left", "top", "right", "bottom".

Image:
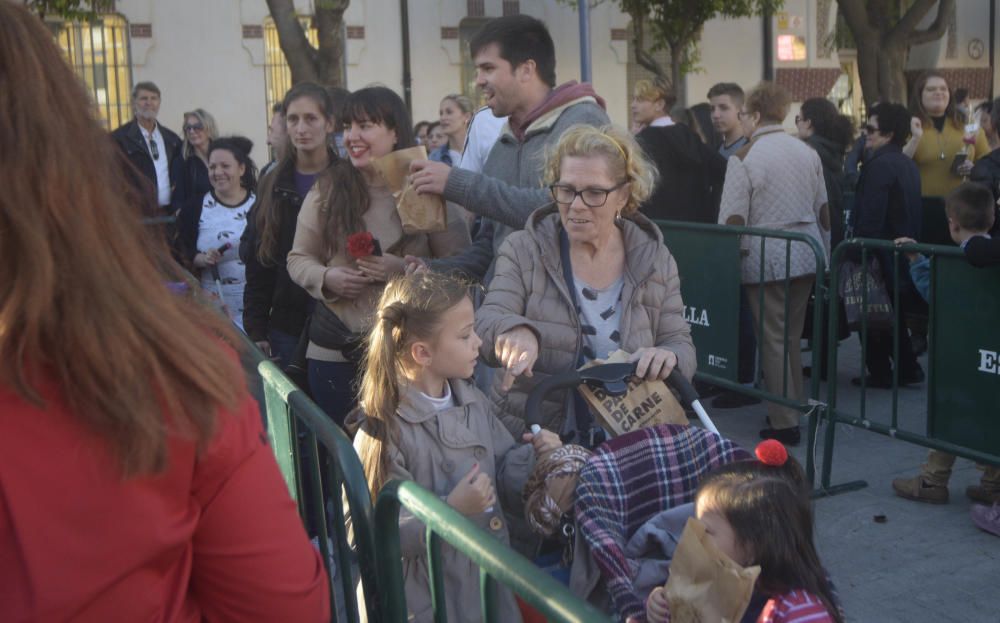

{"left": 574, "top": 424, "right": 750, "bottom": 621}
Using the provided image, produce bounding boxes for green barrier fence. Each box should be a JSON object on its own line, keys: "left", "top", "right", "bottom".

{"left": 374, "top": 480, "right": 610, "bottom": 623}
{"left": 656, "top": 220, "right": 828, "bottom": 483}
{"left": 240, "top": 338, "right": 380, "bottom": 623}
{"left": 818, "top": 239, "right": 1000, "bottom": 496}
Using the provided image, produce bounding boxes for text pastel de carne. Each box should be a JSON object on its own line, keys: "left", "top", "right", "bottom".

{"left": 591, "top": 381, "right": 664, "bottom": 433}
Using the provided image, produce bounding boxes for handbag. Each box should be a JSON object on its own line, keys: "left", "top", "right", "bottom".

{"left": 838, "top": 258, "right": 893, "bottom": 330}
{"left": 308, "top": 302, "right": 367, "bottom": 363}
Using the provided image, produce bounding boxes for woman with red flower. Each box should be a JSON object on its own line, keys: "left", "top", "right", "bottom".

{"left": 287, "top": 87, "right": 470, "bottom": 425}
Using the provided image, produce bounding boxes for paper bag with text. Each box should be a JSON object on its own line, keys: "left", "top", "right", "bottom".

{"left": 664, "top": 517, "right": 761, "bottom": 623}
{"left": 577, "top": 349, "right": 687, "bottom": 437}
{"left": 371, "top": 145, "right": 447, "bottom": 234}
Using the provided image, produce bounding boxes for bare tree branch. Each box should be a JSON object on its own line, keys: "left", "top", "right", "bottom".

{"left": 907, "top": 0, "right": 955, "bottom": 46}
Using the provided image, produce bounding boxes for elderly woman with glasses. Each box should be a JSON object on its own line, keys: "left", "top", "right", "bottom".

{"left": 718, "top": 82, "right": 830, "bottom": 446}
{"left": 475, "top": 124, "right": 696, "bottom": 442}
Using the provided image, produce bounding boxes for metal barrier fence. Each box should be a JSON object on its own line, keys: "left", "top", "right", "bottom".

{"left": 374, "top": 480, "right": 610, "bottom": 623}
{"left": 818, "top": 238, "right": 1000, "bottom": 495}
{"left": 654, "top": 220, "right": 828, "bottom": 482}
{"left": 241, "top": 341, "right": 380, "bottom": 623}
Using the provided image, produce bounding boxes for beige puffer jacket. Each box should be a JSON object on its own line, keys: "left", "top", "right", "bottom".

{"left": 476, "top": 207, "right": 697, "bottom": 438}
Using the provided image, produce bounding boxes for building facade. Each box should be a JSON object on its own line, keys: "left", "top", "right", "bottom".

{"left": 49, "top": 1, "right": 1000, "bottom": 164}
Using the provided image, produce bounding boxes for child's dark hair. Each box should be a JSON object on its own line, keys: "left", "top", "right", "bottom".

{"left": 696, "top": 451, "right": 843, "bottom": 623}
{"left": 470, "top": 15, "right": 556, "bottom": 88}
{"left": 357, "top": 272, "right": 472, "bottom": 501}
{"left": 946, "top": 182, "right": 996, "bottom": 232}
{"left": 208, "top": 136, "right": 257, "bottom": 192}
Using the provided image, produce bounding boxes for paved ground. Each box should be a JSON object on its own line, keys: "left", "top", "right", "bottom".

{"left": 707, "top": 340, "right": 999, "bottom": 623}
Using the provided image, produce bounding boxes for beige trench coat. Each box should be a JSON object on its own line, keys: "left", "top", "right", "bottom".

{"left": 353, "top": 380, "right": 528, "bottom": 623}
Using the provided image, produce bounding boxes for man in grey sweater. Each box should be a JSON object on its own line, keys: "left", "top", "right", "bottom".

{"left": 410, "top": 14, "right": 609, "bottom": 282}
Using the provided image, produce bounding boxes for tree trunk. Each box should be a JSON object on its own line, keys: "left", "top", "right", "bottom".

{"left": 265, "top": 0, "right": 349, "bottom": 87}
{"left": 670, "top": 44, "right": 686, "bottom": 107}
{"left": 877, "top": 41, "right": 909, "bottom": 105}
{"left": 855, "top": 38, "right": 882, "bottom": 108}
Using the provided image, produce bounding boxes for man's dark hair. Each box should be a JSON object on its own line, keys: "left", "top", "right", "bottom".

{"left": 946, "top": 182, "right": 996, "bottom": 232}
{"left": 989, "top": 97, "right": 1000, "bottom": 133}
{"left": 271, "top": 101, "right": 284, "bottom": 115}
{"left": 132, "top": 81, "right": 160, "bottom": 98}
{"left": 869, "top": 102, "right": 911, "bottom": 147}
{"left": 470, "top": 15, "right": 556, "bottom": 87}
{"left": 706, "top": 82, "right": 744, "bottom": 105}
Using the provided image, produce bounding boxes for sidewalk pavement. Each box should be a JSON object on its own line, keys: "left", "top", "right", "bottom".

{"left": 708, "top": 339, "right": 998, "bottom": 623}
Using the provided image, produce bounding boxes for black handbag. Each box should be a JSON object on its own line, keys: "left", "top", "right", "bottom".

{"left": 308, "top": 302, "right": 367, "bottom": 363}
{"left": 838, "top": 258, "right": 894, "bottom": 330}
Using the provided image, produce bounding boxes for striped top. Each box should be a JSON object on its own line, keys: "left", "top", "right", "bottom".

{"left": 758, "top": 589, "right": 835, "bottom": 623}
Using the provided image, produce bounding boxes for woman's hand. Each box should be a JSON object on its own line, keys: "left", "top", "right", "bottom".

{"left": 404, "top": 254, "right": 429, "bottom": 275}
{"left": 629, "top": 347, "right": 678, "bottom": 381}
{"left": 446, "top": 463, "right": 496, "bottom": 516}
{"left": 956, "top": 159, "right": 974, "bottom": 177}
{"left": 193, "top": 248, "right": 222, "bottom": 268}
{"left": 323, "top": 266, "right": 369, "bottom": 299}
{"left": 521, "top": 429, "right": 562, "bottom": 456}
{"left": 646, "top": 586, "right": 670, "bottom": 623}
{"left": 356, "top": 253, "right": 406, "bottom": 282}
{"left": 910, "top": 117, "right": 923, "bottom": 141}
{"left": 495, "top": 326, "right": 539, "bottom": 392}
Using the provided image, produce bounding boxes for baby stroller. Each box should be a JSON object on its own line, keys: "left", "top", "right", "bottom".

{"left": 522, "top": 363, "right": 751, "bottom": 622}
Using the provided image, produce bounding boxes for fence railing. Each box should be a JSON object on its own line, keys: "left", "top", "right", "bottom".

{"left": 818, "top": 238, "right": 1000, "bottom": 495}
{"left": 374, "top": 479, "right": 610, "bottom": 623}
{"left": 655, "top": 220, "right": 829, "bottom": 483}
{"left": 241, "top": 339, "right": 379, "bottom": 623}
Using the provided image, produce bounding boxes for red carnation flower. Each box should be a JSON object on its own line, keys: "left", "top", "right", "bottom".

{"left": 347, "top": 231, "right": 376, "bottom": 259}
{"left": 755, "top": 439, "right": 788, "bottom": 466}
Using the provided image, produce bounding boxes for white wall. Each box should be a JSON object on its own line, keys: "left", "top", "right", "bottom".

{"left": 686, "top": 16, "right": 765, "bottom": 105}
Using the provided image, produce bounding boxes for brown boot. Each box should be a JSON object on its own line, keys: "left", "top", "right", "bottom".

{"left": 892, "top": 475, "right": 949, "bottom": 504}
{"left": 966, "top": 485, "right": 1000, "bottom": 505}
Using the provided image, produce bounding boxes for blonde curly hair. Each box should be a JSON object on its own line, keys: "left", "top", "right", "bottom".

{"left": 542, "top": 124, "right": 658, "bottom": 216}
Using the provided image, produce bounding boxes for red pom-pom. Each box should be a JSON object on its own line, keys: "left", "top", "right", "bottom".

{"left": 347, "top": 231, "right": 376, "bottom": 259}
{"left": 755, "top": 440, "right": 788, "bottom": 466}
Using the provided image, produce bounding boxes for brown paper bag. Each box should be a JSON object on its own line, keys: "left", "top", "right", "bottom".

{"left": 371, "top": 145, "right": 447, "bottom": 234}
{"left": 664, "top": 517, "right": 761, "bottom": 623}
{"left": 577, "top": 349, "right": 687, "bottom": 437}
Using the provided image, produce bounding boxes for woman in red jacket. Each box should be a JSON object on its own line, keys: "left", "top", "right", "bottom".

{"left": 0, "top": 4, "right": 329, "bottom": 621}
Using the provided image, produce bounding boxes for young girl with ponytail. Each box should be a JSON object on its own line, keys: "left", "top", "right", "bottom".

{"left": 354, "top": 271, "right": 560, "bottom": 623}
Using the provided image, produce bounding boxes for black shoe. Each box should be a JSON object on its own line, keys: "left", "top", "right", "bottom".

{"left": 711, "top": 390, "right": 761, "bottom": 409}
{"left": 851, "top": 367, "right": 925, "bottom": 389}
{"left": 802, "top": 366, "right": 828, "bottom": 382}
{"left": 759, "top": 426, "right": 801, "bottom": 446}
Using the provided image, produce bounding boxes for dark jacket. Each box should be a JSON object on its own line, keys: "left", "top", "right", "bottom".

{"left": 175, "top": 156, "right": 214, "bottom": 262}
{"left": 965, "top": 235, "right": 1000, "bottom": 267}
{"left": 636, "top": 123, "right": 727, "bottom": 223}
{"left": 240, "top": 156, "right": 333, "bottom": 342}
{"left": 111, "top": 118, "right": 184, "bottom": 212}
{"left": 854, "top": 144, "right": 922, "bottom": 241}
{"left": 806, "top": 134, "right": 847, "bottom": 247}
{"left": 969, "top": 148, "right": 1000, "bottom": 236}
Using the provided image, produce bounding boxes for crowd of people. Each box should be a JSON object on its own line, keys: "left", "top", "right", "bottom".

{"left": 4, "top": 1, "right": 1000, "bottom": 621}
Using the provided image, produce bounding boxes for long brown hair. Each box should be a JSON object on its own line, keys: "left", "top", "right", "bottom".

{"left": 696, "top": 459, "right": 844, "bottom": 623}
{"left": 910, "top": 70, "right": 964, "bottom": 130}
{"left": 254, "top": 82, "right": 334, "bottom": 265}
{"left": 357, "top": 272, "right": 470, "bottom": 501}
{"left": 0, "top": 3, "right": 242, "bottom": 476}
{"left": 315, "top": 86, "right": 417, "bottom": 257}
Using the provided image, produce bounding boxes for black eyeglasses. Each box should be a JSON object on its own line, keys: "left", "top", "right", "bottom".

{"left": 148, "top": 136, "right": 159, "bottom": 160}
{"left": 183, "top": 123, "right": 204, "bottom": 133}
{"left": 549, "top": 181, "right": 627, "bottom": 208}
{"left": 864, "top": 124, "right": 880, "bottom": 135}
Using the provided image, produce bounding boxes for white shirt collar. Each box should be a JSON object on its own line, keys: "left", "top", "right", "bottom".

{"left": 650, "top": 116, "right": 674, "bottom": 127}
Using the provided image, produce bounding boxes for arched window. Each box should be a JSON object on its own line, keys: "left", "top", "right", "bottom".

{"left": 50, "top": 15, "right": 132, "bottom": 130}
{"left": 263, "top": 16, "right": 318, "bottom": 119}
